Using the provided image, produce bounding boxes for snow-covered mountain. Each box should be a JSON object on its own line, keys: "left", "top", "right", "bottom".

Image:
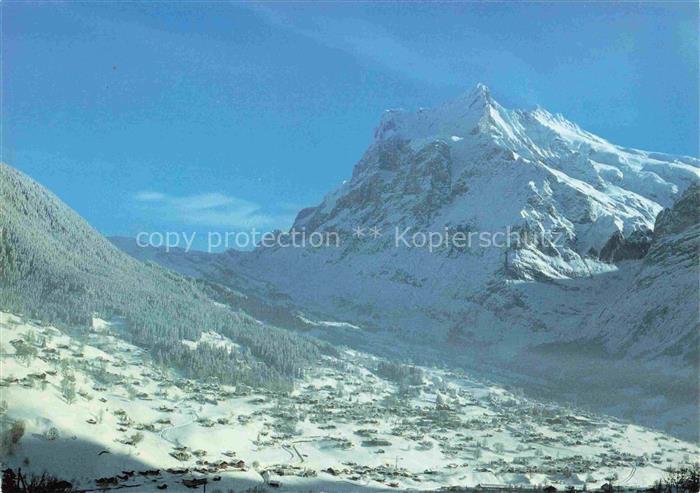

{"left": 198, "top": 85, "right": 698, "bottom": 354}
{"left": 113, "top": 86, "right": 699, "bottom": 438}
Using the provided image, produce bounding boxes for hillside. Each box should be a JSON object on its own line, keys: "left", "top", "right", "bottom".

{"left": 0, "top": 163, "right": 327, "bottom": 390}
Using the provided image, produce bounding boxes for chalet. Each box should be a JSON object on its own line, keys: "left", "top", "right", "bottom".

{"left": 182, "top": 478, "right": 207, "bottom": 488}
{"left": 476, "top": 484, "right": 511, "bottom": 491}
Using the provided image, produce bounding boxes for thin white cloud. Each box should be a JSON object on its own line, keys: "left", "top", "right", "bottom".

{"left": 169, "top": 192, "right": 241, "bottom": 211}
{"left": 135, "top": 191, "right": 166, "bottom": 202}
{"left": 134, "top": 191, "right": 295, "bottom": 230}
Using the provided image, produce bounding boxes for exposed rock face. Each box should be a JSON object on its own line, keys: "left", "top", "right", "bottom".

{"left": 653, "top": 182, "right": 700, "bottom": 239}
{"left": 599, "top": 227, "right": 653, "bottom": 263}
{"left": 302, "top": 137, "right": 455, "bottom": 231}
{"left": 645, "top": 183, "right": 700, "bottom": 267}
{"left": 594, "top": 184, "right": 697, "bottom": 264}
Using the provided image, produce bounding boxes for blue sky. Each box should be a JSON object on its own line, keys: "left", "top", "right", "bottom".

{"left": 3, "top": 2, "right": 698, "bottom": 245}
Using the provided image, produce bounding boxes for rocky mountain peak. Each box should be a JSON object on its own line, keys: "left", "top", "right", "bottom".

{"left": 373, "top": 83, "right": 502, "bottom": 143}
{"left": 463, "top": 82, "right": 494, "bottom": 109}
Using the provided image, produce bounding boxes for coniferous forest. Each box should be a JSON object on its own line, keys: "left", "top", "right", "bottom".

{"left": 0, "top": 163, "right": 329, "bottom": 390}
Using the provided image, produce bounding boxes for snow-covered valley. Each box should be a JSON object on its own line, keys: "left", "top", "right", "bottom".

{"left": 2, "top": 313, "right": 697, "bottom": 492}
